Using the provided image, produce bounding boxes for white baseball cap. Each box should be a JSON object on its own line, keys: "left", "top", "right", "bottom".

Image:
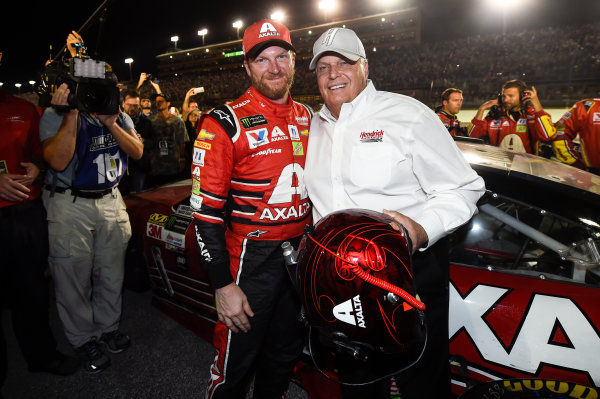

{"left": 309, "top": 28, "right": 366, "bottom": 70}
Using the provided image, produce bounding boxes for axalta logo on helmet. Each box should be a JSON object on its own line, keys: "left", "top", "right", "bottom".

{"left": 258, "top": 22, "right": 280, "bottom": 39}
{"left": 333, "top": 295, "right": 366, "bottom": 328}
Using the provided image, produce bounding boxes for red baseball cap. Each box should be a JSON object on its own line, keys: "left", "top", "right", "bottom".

{"left": 242, "top": 19, "right": 296, "bottom": 59}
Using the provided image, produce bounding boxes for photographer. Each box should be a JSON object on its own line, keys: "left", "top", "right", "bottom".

{"left": 181, "top": 87, "right": 202, "bottom": 122}
{"left": 39, "top": 31, "right": 143, "bottom": 374}
{"left": 467, "top": 80, "right": 555, "bottom": 154}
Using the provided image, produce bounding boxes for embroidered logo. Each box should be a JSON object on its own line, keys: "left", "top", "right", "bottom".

{"left": 333, "top": 295, "right": 366, "bottom": 328}
{"left": 359, "top": 130, "right": 384, "bottom": 143}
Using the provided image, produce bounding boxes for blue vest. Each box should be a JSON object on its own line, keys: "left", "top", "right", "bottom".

{"left": 72, "top": 116, "right": 128, "bottom": 190}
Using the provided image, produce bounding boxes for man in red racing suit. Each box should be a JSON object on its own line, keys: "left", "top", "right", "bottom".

{"left": 190, "top": 19, "right": 313, "bottom": 399}
{"left": 552, "top": 98, "right": 600, "bottom": 174}
{"left": 468, "top": 80, "right": 555, "bottom": 154}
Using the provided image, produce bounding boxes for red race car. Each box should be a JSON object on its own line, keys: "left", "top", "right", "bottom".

{"left": 124, "top": 140, "right": 600, "bottom": 398}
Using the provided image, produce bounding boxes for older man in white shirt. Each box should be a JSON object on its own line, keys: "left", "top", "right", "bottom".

{"left": 305, "top": 27, "right": 485, "bottom": 399}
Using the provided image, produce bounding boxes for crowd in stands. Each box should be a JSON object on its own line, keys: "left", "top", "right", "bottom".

{"left": 142, "top": 22, "right": 600, "bottom": 112}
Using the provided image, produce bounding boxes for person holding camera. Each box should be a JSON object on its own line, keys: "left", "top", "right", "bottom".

{"left": 435, "top": 87, "right": 467, "bottom": 136}
{"left": 467, "top": 80, "right": 556, "bottom": 154}
{"left": 181, "top": 87, "right": 202, "bottom": 122}
{"left": 39, "top": 31, "right": 143, "bottom": 374}
{"left": 0, "top": 50, "right": 79, "bottom": 388}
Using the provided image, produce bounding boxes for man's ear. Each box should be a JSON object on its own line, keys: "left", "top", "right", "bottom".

{"left": 243, "top": 60, "right": 251, "bottom": 78}
{"left": 363, "top": 59, "right": 369, "bottom": 80}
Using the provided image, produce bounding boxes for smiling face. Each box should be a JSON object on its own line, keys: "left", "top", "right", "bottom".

{"left": 244, "top": 45, "right": 295, "bottom": 105}
{"left": 315, "top": 53, "right": 368, "bottom": 119}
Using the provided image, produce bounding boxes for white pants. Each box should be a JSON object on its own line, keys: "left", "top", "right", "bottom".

{"left": 43, "top": 187, "right": 132, "bottom": 347}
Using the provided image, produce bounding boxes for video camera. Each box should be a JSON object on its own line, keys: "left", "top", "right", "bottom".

{"left": 36, "top": 43, "right": 121, "bottom": 114}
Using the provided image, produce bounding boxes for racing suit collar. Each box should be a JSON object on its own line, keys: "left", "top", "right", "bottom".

{"left": 247, "top": 86, "right": 293, "bottom": 118}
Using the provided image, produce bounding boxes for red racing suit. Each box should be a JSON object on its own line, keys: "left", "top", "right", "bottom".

{"left": 190, "top": 86, "right": 312, "bottom": 398}
{"left": 467, "top": 106, "right": 556, "bottom": 154}
{"left": 552, "top": 98, "right": 600, "bottom": 172}
{"left": 436, "top": 109, "right": 464, "bottom": 136}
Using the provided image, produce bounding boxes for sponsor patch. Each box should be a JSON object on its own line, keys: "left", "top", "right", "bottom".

{"left": 593, "top": 112, "right": 600, "bottom": 122}
{"left": 192, "top": 166, "right": 201, "bottom": 179}
{"left": 288, "top": 125, "right": 300, "bottom": 140}
{"left": 359, "top": 130, "right": 384, "bottom": 143}
{"left": 251, "top": 148, "right": 282, "bottom": 158}
{"left": 246, "top": 128, "right": 270, "bottom": 149}
{"left": 491, "top": 120, "right": 501, "bottom": 128}
{"left": 301, "top": 129, "right": 309, "bottom": 137}
{"left": 296, "top": 116, "right": 309, "bottom": 125}
{"left": 190, "top": 193, "right": 203, "bottom": 209}
{"left": 194, "top": 141, "right": 211, "bottom": 150}
{"left": 0, "top": 160, "right": 8, "bottom": 174}
{"left": 292, "top": 141, "right": 304, "bottom": 156}
{"left": 239, "top": 114, "right": 268, "bottom": 129}
{"left": 193, "top": 148, "right": 205, "bottom": 166}
{"left": 516, "top": 125, "right": 527, "bottom": 133}
{"left": 333, "top": 295, "right": 366, "bottom": 328}
{"left": 196, "top": 129, "right": 215, "bottom": 140}
{"left": 148, "top": 213, "right": 169, "bottom": 226}
{"left": 192, "top": 178, "right": 201, "bottom": 195}
{"left": 232, "top": 99, "right": 250, "bottom": 109}
{"left": 247, "top": 229, "right": 268, "bottom": 238}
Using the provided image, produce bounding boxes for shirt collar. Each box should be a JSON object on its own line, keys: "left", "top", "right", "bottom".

{"left": 247, "top": 86, "right": 293, "bottom": 118}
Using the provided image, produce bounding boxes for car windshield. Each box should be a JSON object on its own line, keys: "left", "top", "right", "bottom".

{"left": 449, "top": 192, "right": 600, "bottom": 285}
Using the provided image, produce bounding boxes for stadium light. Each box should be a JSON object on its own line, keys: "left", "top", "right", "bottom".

{"left": 233, "top": 20, "right": 243, "bottom": 39}
{"left": 271, "top": 10, "right": 285, "bottom": 22}
{"left": 171, "top": 36, "right": 179, "bottom": 49}
{"left": 318, "top": 0, "right": 338, "bottom": 21}
{"left": 125, "top": 58, "right": 134, "bottom": 81}
{"left": 198, "top": 28, "right": 208, "bottom": 46}
{"left": 484, "top": 0, "right": 528, "bottom": 35}
{"left": 15, "top": 82, "right": 21, "bottom": 94}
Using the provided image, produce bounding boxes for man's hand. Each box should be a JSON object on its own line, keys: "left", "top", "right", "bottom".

{"left": 11, "top": 162, "right": 39, "bottom": 187}
{"left": 96, "top": 113, "right": 119, "bottom": 127}
{"left": 66, "top": 30, "right": 83, "bottom": 57}
{"left": 473, "top": 98, "right": 499, "bottom": 120}
{"left": 383, "top": 209, "right": 428, "bottom": 254}
{"left": 0, "top": 174, "right": 30, "bottom": 202}
{"left": 214, "top": 282, "right": 254, "bottom": 333}
{"left": 524, "top": 86, "right": 543, "bottom": 112}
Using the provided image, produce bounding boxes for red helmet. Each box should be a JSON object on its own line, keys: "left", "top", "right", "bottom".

{"left": 295, "top": 209, "right": 427, "bottom": 385}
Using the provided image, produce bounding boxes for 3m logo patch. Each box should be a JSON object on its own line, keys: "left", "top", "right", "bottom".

{"left": 333, "top": 295, "right": 366, "bottom": 328}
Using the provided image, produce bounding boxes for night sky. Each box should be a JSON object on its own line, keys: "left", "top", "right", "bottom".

{"left": 0, "top": 0, "right": 596, "bottom": 95}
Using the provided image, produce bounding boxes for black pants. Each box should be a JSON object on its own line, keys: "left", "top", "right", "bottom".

{"left": 341, "top": 237, "right": 451, "bottom": 399}
{"left": 0, "top": 198, "right": 58, "bottom": 387}
{"left": 206, "top": 235, "right": 304, "bottom": 399}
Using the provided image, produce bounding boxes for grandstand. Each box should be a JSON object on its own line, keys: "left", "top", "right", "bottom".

{"left": 144, "top": 7, "right": 600, "bottom": 113}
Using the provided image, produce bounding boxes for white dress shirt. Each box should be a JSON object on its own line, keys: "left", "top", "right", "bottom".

{"left": 305, "top": 80, "right": 486, "bottom": 248}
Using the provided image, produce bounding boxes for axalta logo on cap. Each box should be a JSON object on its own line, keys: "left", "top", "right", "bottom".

{"left": 258, "top": 22, "right": 281, "bottom": 39}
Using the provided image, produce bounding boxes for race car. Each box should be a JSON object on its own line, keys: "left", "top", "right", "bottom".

{"left": 123, "top": 140, "right": 600, "bottom": 398}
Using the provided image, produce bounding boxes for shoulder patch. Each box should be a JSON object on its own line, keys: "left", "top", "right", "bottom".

{"left": 207, "top": 105, "right": 240, "bottom": 141}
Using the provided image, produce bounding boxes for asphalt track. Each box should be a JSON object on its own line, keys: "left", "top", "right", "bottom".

{"left": 2, "top": 286, "right": 309, "bottom": 399}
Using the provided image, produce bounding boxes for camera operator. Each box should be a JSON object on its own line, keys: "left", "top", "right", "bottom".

{"left": 467, "top": 80, "right": 555, "bottom": 154}
{"left": 39, "top": 32, "right": 143, "bottom": 374}
{"left": 435, "top": 88, "right": 466, "bottom": 136}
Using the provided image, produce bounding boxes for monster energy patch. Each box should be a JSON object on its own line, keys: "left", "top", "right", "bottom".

{"left": 240, "top": 114, "right": 268, "bottom": 128}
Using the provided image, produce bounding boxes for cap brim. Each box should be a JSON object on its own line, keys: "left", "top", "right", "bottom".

{"left": 309, "top": 50, "right": 362, "bottom": 70}
{"left": 246, "top": 39, "right": 296, "bottom": 59}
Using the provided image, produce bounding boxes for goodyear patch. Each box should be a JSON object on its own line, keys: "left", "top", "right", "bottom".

{"left": 292, "top": 141, "right": 304, "bottom": 156}
{"left": 239, "top": 114, "right": 267, "bottom": 129}
{"left": 196, "top": 129, "right": 215, "bottom": 140}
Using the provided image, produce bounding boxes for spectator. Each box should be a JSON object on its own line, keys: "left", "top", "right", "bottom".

{"left": 553, "top": 98, "right": 600, "bottom": 175}
{"left": 468, "top": 80, "right": 556, "bottom": 154}
{"left": 191, "top": 19, "right": 312, "bottom": 399}
{"left": 147, "top": 93, "right": 189, "bottom": 187}
{"left": 140, "top": 97, "right": 152, "bottom": 116}
{"left": 435, "top": 87, "right": 466, "bottom": 136}
{"left": 181, "top": 87, "right": 201, "bottom": 121}
{"left": 120, "top": 90, "right": 155, "bottom": 193}
{"left": 182, "top": 108, "right": 201, "bottom": 178}
{"left": 39, "top": 31, "right": 143, "bottom": 374}
{"left": 304, "top": 27, "right": 485, "bottom": 399}
{"left": 136, "top": 72, "right": 161, "bottom": 97}
{"left": 0, "top": 50, "right": 79, "bottom": 387}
